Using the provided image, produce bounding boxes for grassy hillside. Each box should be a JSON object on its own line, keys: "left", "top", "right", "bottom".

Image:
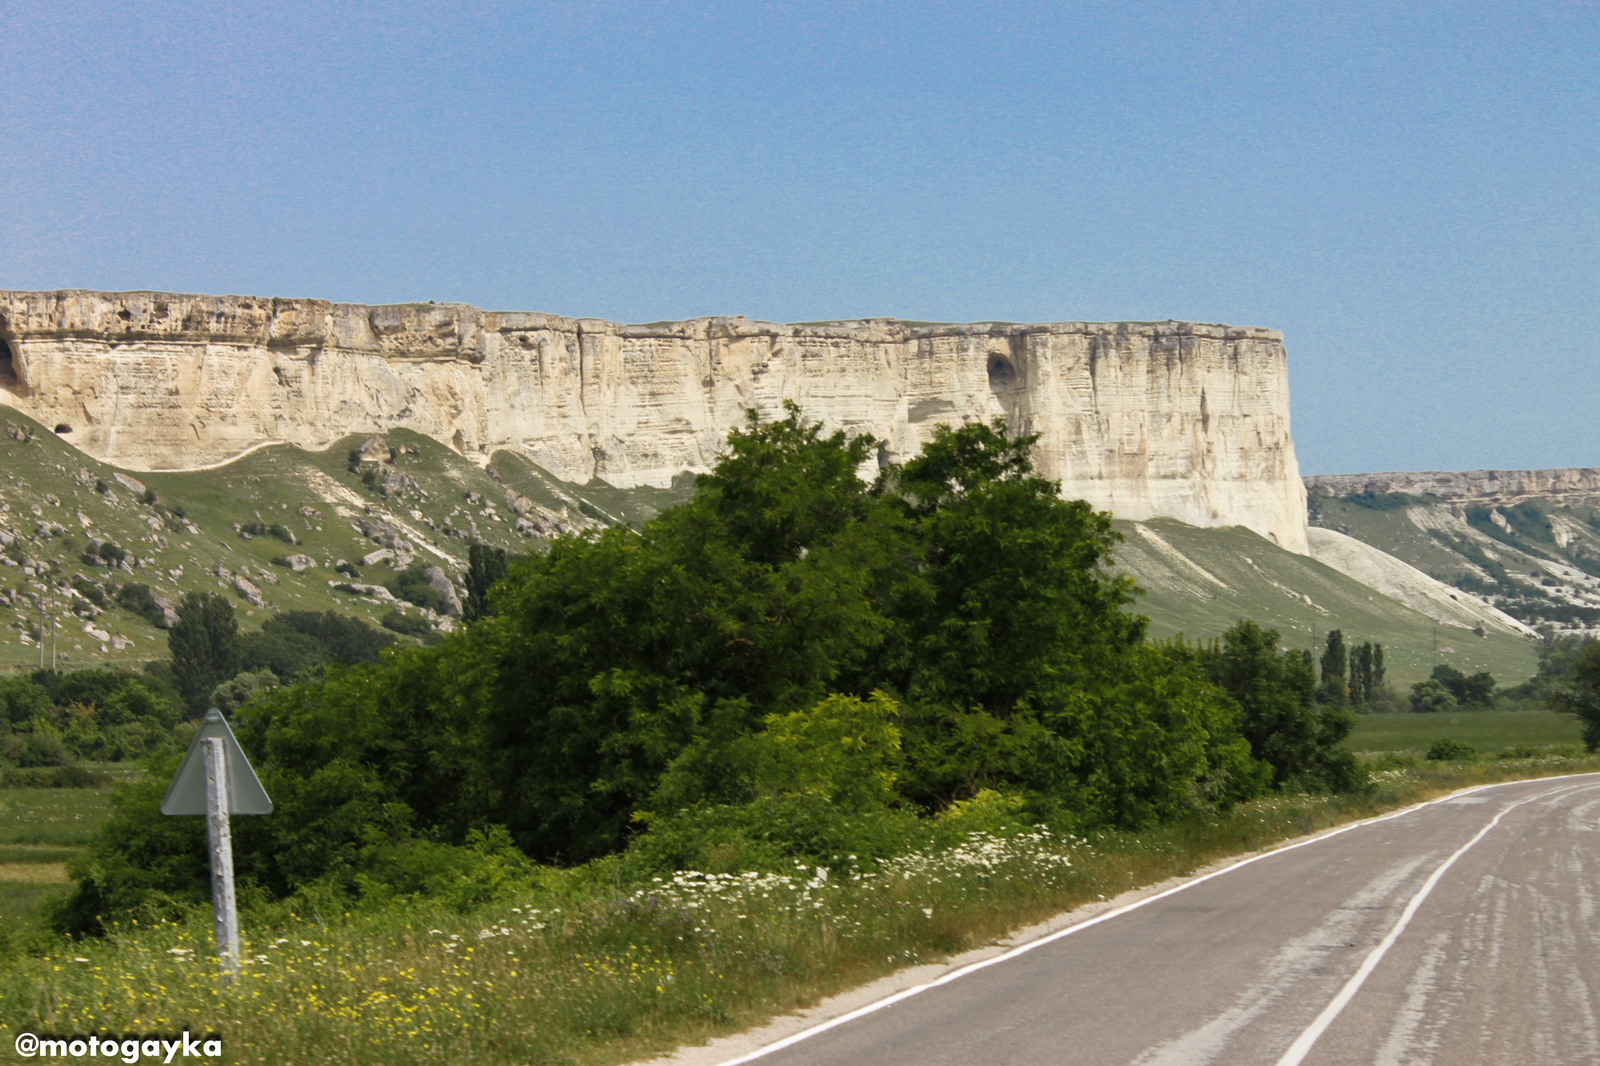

{"left": 1113, "top": 518, "right": 1537, "bottom": 688}
{"left": 1309, "top": 491, "right": 1600, "bottom": 631}
{"left": 0, "top": 410, "right": 652, "bottom": 673}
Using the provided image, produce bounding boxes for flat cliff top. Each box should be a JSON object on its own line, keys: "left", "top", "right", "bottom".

{"left": 1306, "top": 469, "right": 1600, "bottom": 499}
{"left": 0, "top": 289, "right": 1283, "bottom": 344}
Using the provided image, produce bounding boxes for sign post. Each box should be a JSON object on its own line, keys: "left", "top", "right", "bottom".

{"left": 162, "top": 710, "right": 272, "bottom": 981}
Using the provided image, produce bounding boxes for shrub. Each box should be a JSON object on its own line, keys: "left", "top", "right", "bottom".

{"left": 261, "top": 610, "right": 396, "bottom": 666}
{"left": 0, "top": 763, "right": 106, "bottom": 788}
{"left": 12, "top": 732, "right": 69, "bottom": 767}
{"left": 380, "top": 609, "right": 432, "bottom": 637}
{"left": 1426, "top": 738, "right": 1477, "bottom": 761}
{"left": 116, "top": 583, "right": 169, "bottom": 627}
{"left": 388, "top": 566, "right": 444, "bottom": 613}
{"left": 71, "top": 576, "right": 108, "bottom": 608}
{"left": 1409, "top": 678, "right": 1457, "bottom": 713}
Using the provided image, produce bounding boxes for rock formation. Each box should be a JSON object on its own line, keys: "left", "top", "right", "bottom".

{"left": 0, "top": 290, "right": 1308, "bottom": 552}
{"left": 1305, "top": 469, "right": 1600, "bottom": 504}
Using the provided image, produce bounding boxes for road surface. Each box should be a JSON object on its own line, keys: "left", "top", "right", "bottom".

{"left": 720, "top": 774, "right": 1600, "bottom": 1066}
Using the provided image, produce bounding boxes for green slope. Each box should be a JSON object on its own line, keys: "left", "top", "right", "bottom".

{"left": 1113, "top": 518, "right": 1537, "bottom": 688}
{"left": 0, "top": 411, "right": 603, "bottom": 672}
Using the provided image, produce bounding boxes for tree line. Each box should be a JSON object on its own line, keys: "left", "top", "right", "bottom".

{"left": 58, "top": 409, "right": 1364, "bottom": 934}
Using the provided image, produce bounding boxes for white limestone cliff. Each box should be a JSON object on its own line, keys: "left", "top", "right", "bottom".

{"left": 0, "top": 290, "right": 1309, "bottom": 553}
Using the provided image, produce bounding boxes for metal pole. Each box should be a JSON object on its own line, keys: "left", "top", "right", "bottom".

{"left": 37, "top": 592, "right": 44, "bottom": 670}
{"left": 203, "top": 738, "right": 240, "bottom": 980}
{"left": 49, "top": 586, "right": 57, "bottom": 672}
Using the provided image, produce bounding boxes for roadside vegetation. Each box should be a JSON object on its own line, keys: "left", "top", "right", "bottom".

{"left": 3, "top": 407, "right": 1599, "bottom": 1065}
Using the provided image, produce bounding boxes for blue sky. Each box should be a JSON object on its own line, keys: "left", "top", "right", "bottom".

{"left": 3, "top": 0, "right": 1595, "bottom": 475}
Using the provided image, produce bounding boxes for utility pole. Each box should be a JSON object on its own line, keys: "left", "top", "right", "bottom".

{"left": 49, "top": 585, "right": 58, "bottom": 672}
{"left": 37, "top": 590, "right": 44, "bottom": 670}
{"left": 1432, "top": 618, "right": 1438, "bottom": 671}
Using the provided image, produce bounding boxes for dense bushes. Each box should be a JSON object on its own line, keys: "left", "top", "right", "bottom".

{"left": 0, "top": 668, "right": 185, "bottom": 769}
{"left": 58, "top": 407, "right": 1367, "bottom": 934}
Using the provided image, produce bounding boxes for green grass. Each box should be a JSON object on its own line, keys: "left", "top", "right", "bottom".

{"left": 0, "top": 410, "right": 575, "bottom": 672}
{"left": 1114, "top": 519, "right": 1538, "bottom": 687}
{"left": 0, "top": 845, "right": 83, "bottom": 864}
{"left": 0, "top": 880, "right": 68, "bottom": 933}
{"left": 0, "top": 788, "right": 112, "bottom": 847}
{"left": 0, "top": 786, "right": 104, "bottom": 933}
{"left": 1345, "top": 709, "right": 1584, "bottom": 754}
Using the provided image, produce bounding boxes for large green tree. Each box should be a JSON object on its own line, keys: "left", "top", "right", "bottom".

{"left": 464, "top": 544, "right": 511, "bottom": 621}
{"left": 1547, "top": 641, "right": 1600, "bottom": 750}
{"left": 1319, "top": 629, "right": 1348, "bottom": 704}
{"left": 1201, "top": 620, "right": 1362, "bottom": 791}
{"left": 167, "top": 592, "right": 239, "bottom": 715}
{"left": 482, "top": 406, "right": 898, "bottom": 860}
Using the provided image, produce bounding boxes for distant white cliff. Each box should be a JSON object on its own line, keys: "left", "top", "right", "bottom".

{"left": 0, "top": 290, "right": 1309, "bottom": 553}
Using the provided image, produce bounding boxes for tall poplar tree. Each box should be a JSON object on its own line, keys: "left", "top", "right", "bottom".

{"left": 168, "top": 591, "right": 239, "bottom": 714}
{"left": 1319, "top": 629, "right": 1348, "bottom": 704}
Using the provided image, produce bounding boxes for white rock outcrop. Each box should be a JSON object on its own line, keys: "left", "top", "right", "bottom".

{"left": 1305, "top": 527, "right": 1534, "bottom": 636}
{"left": 0, "top": 290, "right": 1309, "bottom": 551}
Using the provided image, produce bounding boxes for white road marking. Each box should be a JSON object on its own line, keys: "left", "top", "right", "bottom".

{"left": 1273, "top": 780, "right": 1600, "bottom": 1066}
{"left": 1131, "top": 857, "right": 1429, "bottom": 1066}
{"left": 712, "top": 774, "right": 1600, "bottom": 1066}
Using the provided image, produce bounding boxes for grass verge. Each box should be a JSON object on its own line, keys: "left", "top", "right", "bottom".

{"left": 3, "top": 754, "right": 1599, "bottom": 1066}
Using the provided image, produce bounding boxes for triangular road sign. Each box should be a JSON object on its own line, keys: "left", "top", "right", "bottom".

{"left": 161, "top": 709, "right": 274, "bottom": 816}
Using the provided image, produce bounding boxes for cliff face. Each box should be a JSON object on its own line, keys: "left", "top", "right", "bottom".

{"left": 1305, "top": 469, "right": 1600, "bottom": 503}
{"left": 0, "top": 290, "right": 1309, "bottom": 552}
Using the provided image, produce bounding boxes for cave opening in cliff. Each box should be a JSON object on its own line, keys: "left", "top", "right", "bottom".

{"left": 988, "top": 356, "right": 1017, "bottom": 391}
{"left": 0, "top": 337, "right": 18, "bottom": 392}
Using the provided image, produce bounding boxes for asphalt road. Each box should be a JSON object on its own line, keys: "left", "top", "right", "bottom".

{"left": 725, "top": 774, "right": 1600, "bottom": 1066}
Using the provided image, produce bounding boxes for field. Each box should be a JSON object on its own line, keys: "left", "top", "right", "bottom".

{"left": 1345, "top": 709, "right": 1584, "bottom": 755}
{"left": 0, "top": 782, "right": 116, "bottom": 935}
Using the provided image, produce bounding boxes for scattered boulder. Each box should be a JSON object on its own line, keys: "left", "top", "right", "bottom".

{"left": 280, "top": 553, "right": 316, "bottom": 572}
{"left": 113, "top": 473, "right": 146, "bottom": 495}
{"left": 82, "top": 623, "right": 111, "bottom": 643}
{"left": 329, "top": 580, "right": 396, "bottom": 601}
{"left": 422, "top": 566, "right": 462, "bottom": 617}
{"left": 380, "top": 471, "right": 425, "bottom": 499}
{"left": 361, "top": 548, "right": 395, "bottom": 567}
{"left": 150, "top": 589, "right": 180, "bottom": 628}
{"left": 231, "top": 574, "right": 267, "bottom": 608}
{"left": 354, "top": 435, "right": 391, "bottom": 463}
